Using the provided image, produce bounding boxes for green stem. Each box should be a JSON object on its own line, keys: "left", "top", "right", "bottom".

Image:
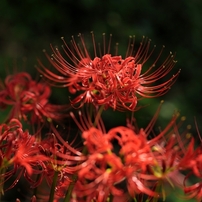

{"left": 32, "top": 173, "right": 42, "bottom": 197}
{"left": 48, "top": 170, "right": 58, "bottom": 202}
{"left": 152, "top": 181, "right": 162, "bottom": 202}
{"left": 108, "top": 194, "right": 113, "bottom": 202}
{"left": 133, "top": 198, "right": 138, "bottom": 202}
{"left": 64, "top": 174, "right": 78, "bottom": 202}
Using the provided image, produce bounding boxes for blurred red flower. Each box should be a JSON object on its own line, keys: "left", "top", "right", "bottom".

{"left": 0, "top": 119, "right": 49, "bottom": 190}
{"left": 0, "top": 72, "right": 69, "bottom": 124}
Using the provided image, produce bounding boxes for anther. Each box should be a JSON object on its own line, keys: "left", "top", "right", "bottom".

{"left": 181, "top": 116, "right": 186, "bottom": 121}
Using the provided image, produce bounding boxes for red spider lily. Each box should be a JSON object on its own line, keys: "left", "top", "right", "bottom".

{"left": 179, "top": 143, "right": 202, "bottom": 179}
{"left": 106, "top": 126, "right": 159, "bottom": 198}
{"left": 191, "top": 147, "right": 202, "bottom": 177}
{"left": 178, "top": 145, "right": 202, "bottom": 201}
{"left": 73, "top": 124, "right": 160, "bottom": 201}
{"left": 0, "top": 119, "right": 49, "bottom": 191}
{"left": 37, "top": 33, "right": 180, "bottom": 111}
{"left": 82, "top": 127, "right": 113, "bottom": 153}
{"left": 0, "top": 72, "right": 69, "bottom": 124}
{"left": 39, "top": 134, "right": 85, "bottom": 183}
{"left": 70, "top": 110, "right": 157, "bottom": 199}
{"left": 74, "top": 152, "right": 125, "bottom": 202}
{"left": 183, "top": 178, "right": 202, "bottom": 202}
{"left": 34, "top": 124, "right": 87, "bottom": 201}
{"left": 69, "top": 104, "right": 195, "bottom": 201}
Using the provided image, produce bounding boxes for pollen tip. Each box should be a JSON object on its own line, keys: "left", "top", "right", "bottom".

{"left": 160, "top": 100, "right": 164, "bottom": 104}
{"left": 187, "top": 124, "right": 192, "bottom": 129}
{"left": 162, "top": 45, "right": 165, "bottom": 48}
{"left": 42, "top": 49, "right": 46, "bottom": 52}
{"left": 174, "top": 112, "right": 180, "bottom": 117}
{"left": 186, "top": 133, "right": 192, "bottom": 139}
{"left": 171, "top": 133, "right": 176, "bottom": 138}
{"left": 103, "top": 33, "right": 105, "bottom": 35}
{"left": 61, "top": 36, "right": 64, "bottom": 40}
{"left": 181, "top": 116, "right": 186, "bottom": 121}
{"left": 47, "top": 117, "right": 52, "bottom": 122}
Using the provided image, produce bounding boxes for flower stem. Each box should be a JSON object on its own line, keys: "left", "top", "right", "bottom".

{"left": 48, "top": 170, "right": 58, "bottom": 202}
{"left": 108, "top": 194, "right": 113, "bottom": 202}
{"left": 64, "top": 174, "right": 78, "bottom": 202}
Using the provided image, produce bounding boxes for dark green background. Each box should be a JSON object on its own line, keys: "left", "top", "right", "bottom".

{"left": 0, "top": 0, "right": 201, "bottom": 201}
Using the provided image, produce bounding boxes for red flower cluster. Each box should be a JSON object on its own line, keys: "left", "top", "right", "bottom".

{"left": 0, "top": 118, "right": 86, "bottom": 201}
{"left": 179, "top": 140, "right": 202, "bottom": 201}
{"left": 0, "top": 33, "right": 200, "bottom": 202}
{"left": 37, "top": 34, "right": 180, "bottom": 111}
{"left": 68, "top": 111, "right": 195, "bottom": 202}
{"left": 0, "top": 72, "right": 69, "bottom": 124}
{"left": 0, "top": 119, "right": 49, "bottom": 191}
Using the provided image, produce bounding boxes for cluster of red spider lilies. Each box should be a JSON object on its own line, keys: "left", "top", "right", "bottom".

{"left": 0, "top": 33, "right": 200, "bottom": 202}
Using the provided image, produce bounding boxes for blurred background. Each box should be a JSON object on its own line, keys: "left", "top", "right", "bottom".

{"left": 0, "top": 0, "right": 201, "bottom": 201}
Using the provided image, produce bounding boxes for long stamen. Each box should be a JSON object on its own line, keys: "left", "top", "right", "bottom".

{"left": 103, "top": 33, "right": 106, "bottom": 55}
{"left": 107, "top": 34, "right": 112, "bottom": 54}
{"left": 91, "top": 31, "right": 97, "bottom": 57}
